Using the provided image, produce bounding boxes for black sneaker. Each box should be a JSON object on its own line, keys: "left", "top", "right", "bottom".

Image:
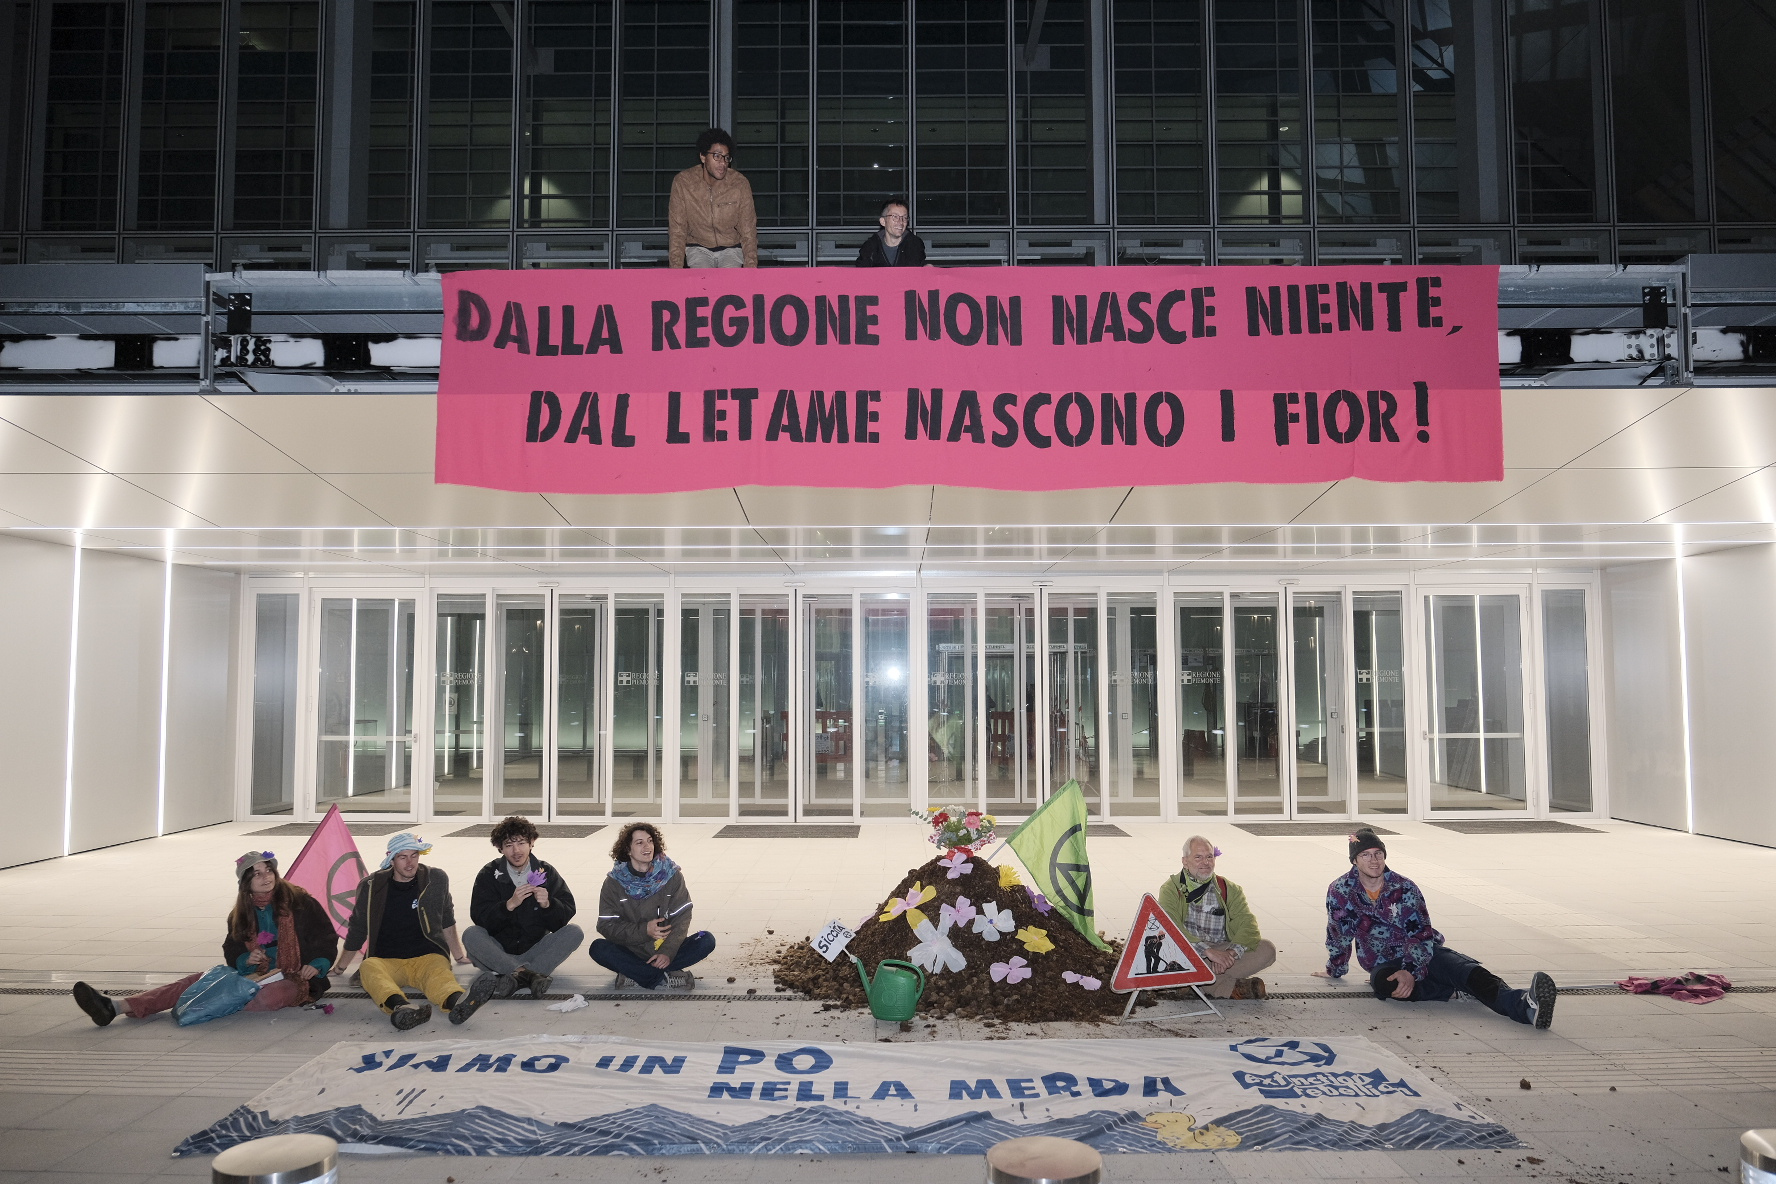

{"left": 1528, "top": 971, "right": 1557, "bottom": 1030}
{"left": 390, "top": 1002, "right": 432, "bottom": 1030}
{"left": 449, "top": 972, "right": 499, "bottom": 1025}
{"left": 526, "top": 973, "right": 552, "bottom": 999}
{"left": 492, "top": 972, "right": 520, "bottom": 1000}
{"left": 73, "top": 981, "right": 117, "bottom": 1027}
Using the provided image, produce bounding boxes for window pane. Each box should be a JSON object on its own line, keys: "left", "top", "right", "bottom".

{"left": 804, "top": 596, "right": 853, "bottom": 817}
{"left": 1508, "top": 0, "right": 1597, "bottom": 223}
{"left": 523, "top": 0, "right": 612, "bottom": 228}
{"left": 1312, "top": 0, "right": 1402, "bottom": 224}
{"left": 366, "top": 1, "right": 416, "bottom": 228}
{"left": 555, "top": 594, "right": 605, "bottom": 816}
{"left": 617, "top": 0, "right": 708, "bottom": 227}
{"left": 1352, "top": 591, "right": 1406, "bottom": 815}
{"left": 40, "top": 1, "right": 126, "bottom": 232}
{"left": 1542, "top": 588, "right": 1593, "bottom": 812}
{"left": 816, "top": 0, "right": 906, "bottom": 226}
{"left": 679, "top": 597, "right": 731, "bottom": 819}
{"left": 250, "top": 592, "right": 299, "bottom": 815}
{"left": 1114, "top": 0, "right": 1205, "bottom": 225}
{"left": 1176, "top": 593, "right": 1225, "bottom": 816}
{"left": 1047, "top": 595, "right": 1099, "bottom": 813}
{"left": 317, "top": 597, "right": 415, "bottom": 814}
{"left": 1106, "top": 594, "right": 1159, "bottom": 817}
{"left": 1292, "top": 591, "right": 1348, "bottom": 815}
{"left": 928, "top": 597, "right": 978, "bottom": 803}
{"left": 737, "top": 0, "right": 809, "bottom": 227}
{"left": 0, "top": 0, "right": 32, "bottom": 233}
{"left": 916, "top": 0, "right": 1007, "bottom": 224}
{"left": 1016, "top": 0, "right": 1090, "bottom": 224}
{"left": 862, "top": 596, "right": 909, "bottom": 817}
{"left": 1216, "top": 0, "right": 1304, "bottom": 224}
{"left": 1408, "top": 0, "right": 1456, "bottom": 222}
{"left": 137, "top": 3, "right": 221, "bottom": 232}
{"left": 233, "top": 2, "right": 318, "bottom": 230}
{"left": 738, "top": 597, "right": 791, "bottom": 817}
{"left": 495, "top": 594, "right": 545, "bottom": 817}
{"left": 1707, "top": 0, "right": 1776, "bottom": 222}
{"left": 433, "top": 594, "right": 485, "bottom": 817}
{"left": 612, "top": 597, "right": 662, "bottom": 813}
{"left": 1607, "top": 0, "right": 1694, "bottom": 221}
{"left": 426, "top": 0, "right": 513, "bottom": 229}
{"left": 1232, "top": 592, "right": 1281, "bottom": 814}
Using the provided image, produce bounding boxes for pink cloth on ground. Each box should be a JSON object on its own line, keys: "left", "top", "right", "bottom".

{"left": 1615, "top": 972, "right": 1731, "bottom": 1004}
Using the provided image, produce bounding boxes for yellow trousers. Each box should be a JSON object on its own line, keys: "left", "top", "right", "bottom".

{"left": 358, "top": 954, "right": 464, "bottom": 1013}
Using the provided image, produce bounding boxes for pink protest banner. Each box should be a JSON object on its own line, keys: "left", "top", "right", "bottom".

{"left": 285, "top": 805, "right": 367, "bottom": 939}
{"left": 437, "top": 265, "right": 1500, "bottom": 493}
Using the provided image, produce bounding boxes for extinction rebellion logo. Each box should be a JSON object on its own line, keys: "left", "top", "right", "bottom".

{"left": 327, "top": 851, "right": 369, "bottom": 930}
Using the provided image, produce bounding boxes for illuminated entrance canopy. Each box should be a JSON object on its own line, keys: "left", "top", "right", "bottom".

{"left": 438, "top": 266, "right": 1501, "bottom": 494}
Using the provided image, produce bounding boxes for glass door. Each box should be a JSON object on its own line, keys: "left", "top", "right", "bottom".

{"left": 554, "top": 593, "right": 605, "bottom": 816}
{"left": 739, "top": 596, "right": 792, "bottom": 818}
{"left": 1231, "top": 592, "right": 1282, "bottom": 815}
{"left": 679, "top": 597, "right": 732, "bottom": 819}
{"left": 802, "top": 595, "right": 854, "bottom": 817}
{"left": 1106, "top": 594, "right": 1160, "bottom": 816}
{"left": 1176, "top": 593, "right": 1227, "bottom": 816}
{"left": 492, "top": 594, "right": 547, "bottom": 818}
{"left": 927, "top": 596, "right": 978, "bottom": 807}
{"left": 1047, "top": 595, "right": 1100, "bottom": 814}
{"left": 611, "top": 596, "right": 663, "bottom": 817}
{"left": 862, "top": 596, "right": 910, "bottom": 817}
{"left": 1353, "top": 592, "right": 1407, "bottom": 814}
{"left": 316, "top": 597, "right": 416, "bottom": 816}
{"left": 1289, "top": 592, "right": 1350, "bottom": 816}
{"left": 1424, "top": 592, "right": 1530, "bottom": 813}
{"left": 432, "top": 594, "right": 486, "bottom": 817}
{"left": 986, "top": 595, "right": 1039, "bottom": 812}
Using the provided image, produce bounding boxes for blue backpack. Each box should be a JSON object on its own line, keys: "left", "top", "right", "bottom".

{"left": 173, "top": 966, "right": 260, "bottom": 1026}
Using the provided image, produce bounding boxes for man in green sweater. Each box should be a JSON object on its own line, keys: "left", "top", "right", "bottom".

{"left": 1156, "top": 835, "right": 1276, "bottom": 1000}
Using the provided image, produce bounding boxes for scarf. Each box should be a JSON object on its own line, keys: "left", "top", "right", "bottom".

{"left": 253, "top": 897, "right": 311, "bottom": 1000}
{"left": 609, "top": 853, "right": 678, "bottom": 900}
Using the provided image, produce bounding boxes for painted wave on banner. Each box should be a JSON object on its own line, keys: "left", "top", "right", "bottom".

{"left": 172, "top": 1035, "right": 1520, "bottom": 1157}
{"left": 176, "top": 1101, "right": 1517, "bottom": 1157}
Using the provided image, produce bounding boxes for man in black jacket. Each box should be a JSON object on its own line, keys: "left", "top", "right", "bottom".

{"left": 856, "top": 196, "right": 926, "bottom": 267}
{"left": 465, "top": 815, "right": 582, "bottom": 999}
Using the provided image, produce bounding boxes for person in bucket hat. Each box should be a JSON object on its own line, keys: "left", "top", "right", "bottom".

{"left": 335, "top": 833, "right": 500, "bottom": 1030}
{"left": 71, "top": 851, "right": 337, "bottom": 1026}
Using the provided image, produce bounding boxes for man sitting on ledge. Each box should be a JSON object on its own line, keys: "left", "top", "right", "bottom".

{"left": 1157, "top": 834, "right": 1276, "bottom": 999}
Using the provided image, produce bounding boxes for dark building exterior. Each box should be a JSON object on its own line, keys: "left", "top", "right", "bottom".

{"left": 0, "top": 0, "right": 1773, "bottom": 272}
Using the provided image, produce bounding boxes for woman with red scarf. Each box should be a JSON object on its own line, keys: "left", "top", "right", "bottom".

{"left": 71, "top": 851, "right": 338, "bottom": 1026}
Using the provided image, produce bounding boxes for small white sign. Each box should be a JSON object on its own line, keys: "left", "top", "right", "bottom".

{"left": 809, "top": 919, "right": 856, "bottom": 962}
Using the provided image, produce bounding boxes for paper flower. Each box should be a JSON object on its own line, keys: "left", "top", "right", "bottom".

{"left": 990, "top": 956, "right": 1032, "bottom": 985}
{"left": 1062, "top": 971, "right": 1102, "bottom": 990}
{"left": 940, "top": 896, "right": 977, "bottom": 929}
{"left": 1214, "top": 847, "right": 1223, "bottom": 857}
{"left": 881, "top": 882, "right": 937, "bottom": 930}
{"left": 1025, "top": 887, "right": 1054, "bottom": 915}
{"left": 998, "top": 864, "right": 1023, "bottom": 889}
{"left": 321, "top": 1003, "right": 335, "bottom": 1014}
{"left": 526, "top": 870, "right": 546, "bottom": 887}
{"left": 938, "top": 851, "right": 974, "bottom": 879}
{"left": 1016, "top": 925, "right": 1055, "bottom": 954}
{"left": 255, "top": 931, "right": 276, "bottom": 946}
{"left": 972, "top": 900, "right": 1015, "bottom": 941}
{"left": 908, "top": 918, "right": 966, "bottom": 975}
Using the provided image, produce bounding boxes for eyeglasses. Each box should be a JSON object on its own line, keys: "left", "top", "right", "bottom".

{"left": 883, "top": 214, "right": 909, "bottom": 223}
{"left": 703, "top": 151, "right": 732, "bottom": 163}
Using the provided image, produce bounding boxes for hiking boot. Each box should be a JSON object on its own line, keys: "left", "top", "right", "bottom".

{"left": 1528, "top": 971, "right": 1557, "bottom": 1030}
{"left": 1228, "top": 977, "right": 1267, "bottom": 1001}
{"left": 73, "top": 981, "right": 117, "bottom": 1027}
{"left": 491, "top": 971, "right": 519, "bottom": 1000}
{"left": 526, "top": 973, "right": 552, "bottom": 999}
{"left": 390, "top": 1002, "right": 432, "bottom": 1030}
{"left": 613, "top": 974, "right": 635, "bottom": 990}
{"left": 668, "top": 970, "right": 696, "bottom": 991}
{"left": 449, "top": 972, "right": 500, "bottom": 1025}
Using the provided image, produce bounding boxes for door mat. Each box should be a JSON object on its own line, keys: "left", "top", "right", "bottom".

{"left": 715, "top": 825, "right": 860, "bottom": 838}
{"left": 174, "top": 1034, "right": 1519, "bottom": 1157}
{"left": 1426, "top": 820, "right": 1601, "bottom": 834}
{"left": 1233, "top": 823, "right": 1399, "bottom": 837}
{"left": 1087, "top": 824, "right": 1130, "bottom": 837}
{"left": 444, "top": 824, "right": 607, "bottom": 840}
{"left": 248, "top": 823, "right": 411, "bottom": 837}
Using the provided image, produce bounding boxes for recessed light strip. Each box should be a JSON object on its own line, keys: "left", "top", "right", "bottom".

{"left": 62, "top": 534, "right": 83, "bottom": 857}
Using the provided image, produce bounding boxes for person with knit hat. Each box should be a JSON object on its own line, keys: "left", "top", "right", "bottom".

{"left": 1314, "top": 827, "right": 1558, "bottom": 1029}
{"left": 71, "top": 851, "right": 337, "bottom": 1026}
{"left": 334, "top": 833, "right": 500, "bottom": 1030}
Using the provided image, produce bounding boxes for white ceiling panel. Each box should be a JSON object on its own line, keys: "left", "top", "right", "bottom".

{"left": 1650, "top": 467, "right": 1776, "bottom": 524}
{"left": 1572, "top": 388, "right": 1776, "bottom": 469}
{"left": 0, "top": 395, "right": 307, "bottom": 474}
{"left": 545, "top": 489, "right": 753, "bottom": 528}
{"left": 1473, "top": 467, "right": 1761, "bottom": 523}
{"left": 930, "top": 486, "right": 1132, "bottom": 525}
{"left": 1292, "top": 470, "right": 1551, "bottom": 524}
{"left": 0, "top": 417, "right": 102, "bottom": 474}
{"left": 0, "top": 473, "right": 212, "bottom": 527}
{"left": 736, "top": 484, "right": 934, "bottom": 525}
{"left": 328, "top": 474, "right": 568, "bottom": 527}
{"left": 1112, "top": 482, "right": 1336, "bottom": 524}
{"left": 123, "top": 473, "right": 390, "bottom": 528}
{"left": 205, "top": 394, "right": 437, "bottom": 473}
{"left": 1499, "top": 388, "right": 1684, "bottom": 468}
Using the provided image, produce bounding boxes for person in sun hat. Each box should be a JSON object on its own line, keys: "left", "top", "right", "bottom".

{"left": 465, "top": 815, "right": 582, "bottom": 999}
{"left": 334, "top": 832, "right": 500, "bottom": 1030}
{"left": 1314, "top": 827, "right": 1558, "bottom": 1029}
{"left": 71, "top": 850, "right": 337, "bottom": 1026}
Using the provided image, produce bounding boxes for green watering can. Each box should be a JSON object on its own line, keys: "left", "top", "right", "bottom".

{"left": 850, "top": 954, "right": 926, "bottom": 1022}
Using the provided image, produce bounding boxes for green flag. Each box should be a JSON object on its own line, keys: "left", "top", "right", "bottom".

{"left": 1003, "top": 779, "right": 1108, "bottom": 950}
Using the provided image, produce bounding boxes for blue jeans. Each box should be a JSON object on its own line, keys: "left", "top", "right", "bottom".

{"left": 1370, "top": 946, "right": 1534, "bottom": 1024}
{"left": 588, "top": 931, "right": 716, "bottom": 989}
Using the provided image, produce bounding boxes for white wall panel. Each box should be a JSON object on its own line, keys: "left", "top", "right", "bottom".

{"left": 163, "top": 565, "right": 239, "bottom": 833}
{"left": 1601, "top": 559, "right": 1689, "bottom": 831}
{"left": 0, "top": 534, "right": 75, "bottom": 868}
{"left": 68, "top": 548, "right": 162, "bottom": 853}
{"left": 1681, "top": 544, "right": 1776, "bottom": 848}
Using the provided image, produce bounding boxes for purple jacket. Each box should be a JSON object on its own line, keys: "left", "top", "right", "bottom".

{"left": 1324, "top": 867, "right": 1444, "bottom": 981}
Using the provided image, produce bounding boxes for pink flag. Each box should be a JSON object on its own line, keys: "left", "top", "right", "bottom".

{"left": 285, "top": 805, "right": 368, "bottom": 939}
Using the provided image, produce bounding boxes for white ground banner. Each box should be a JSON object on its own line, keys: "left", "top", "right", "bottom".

{"left": 175, "top": 1034, "right": 1519, "bottom": 1157}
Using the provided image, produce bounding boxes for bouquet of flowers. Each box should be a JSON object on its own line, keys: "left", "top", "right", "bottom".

{"left": 914, "top": 805, "right": 998, "bottom": 855}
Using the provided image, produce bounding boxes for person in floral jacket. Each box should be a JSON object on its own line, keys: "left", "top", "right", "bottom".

{"left": 1314, "top": 828, "right": 1557, "bottom": 1029}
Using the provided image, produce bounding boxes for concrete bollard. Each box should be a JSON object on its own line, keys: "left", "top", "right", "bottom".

{"left": 211, "top": 1134, "right": 339, "bottom": 1184}
{"left": 1743, "top": 1130, "right": 1776, "bottom": 1184}
{"left": 985, "top": 1135, "right": 1103, "bottom": 1184}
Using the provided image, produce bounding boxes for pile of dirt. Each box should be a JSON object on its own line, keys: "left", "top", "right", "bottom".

{"left": 773, "top": 855, "right": 1141, "bottom": 1023}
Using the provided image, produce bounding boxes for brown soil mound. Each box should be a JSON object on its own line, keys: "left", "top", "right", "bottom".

{"left": 773, "top": 855, "right": 1144, "bottom": 1023}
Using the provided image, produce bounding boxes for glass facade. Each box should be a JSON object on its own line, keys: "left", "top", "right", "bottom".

{"left": 8, "top": 0, "right": 1766, "bottom": 264}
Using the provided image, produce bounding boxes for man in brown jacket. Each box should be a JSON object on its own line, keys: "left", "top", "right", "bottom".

{"left": 668, "top": 128, "right": 758, "bottom": 268}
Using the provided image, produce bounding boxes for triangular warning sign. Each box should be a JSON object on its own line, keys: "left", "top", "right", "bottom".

{"left": 1110, "top": 894, "right": 1216, "bottom": 992}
